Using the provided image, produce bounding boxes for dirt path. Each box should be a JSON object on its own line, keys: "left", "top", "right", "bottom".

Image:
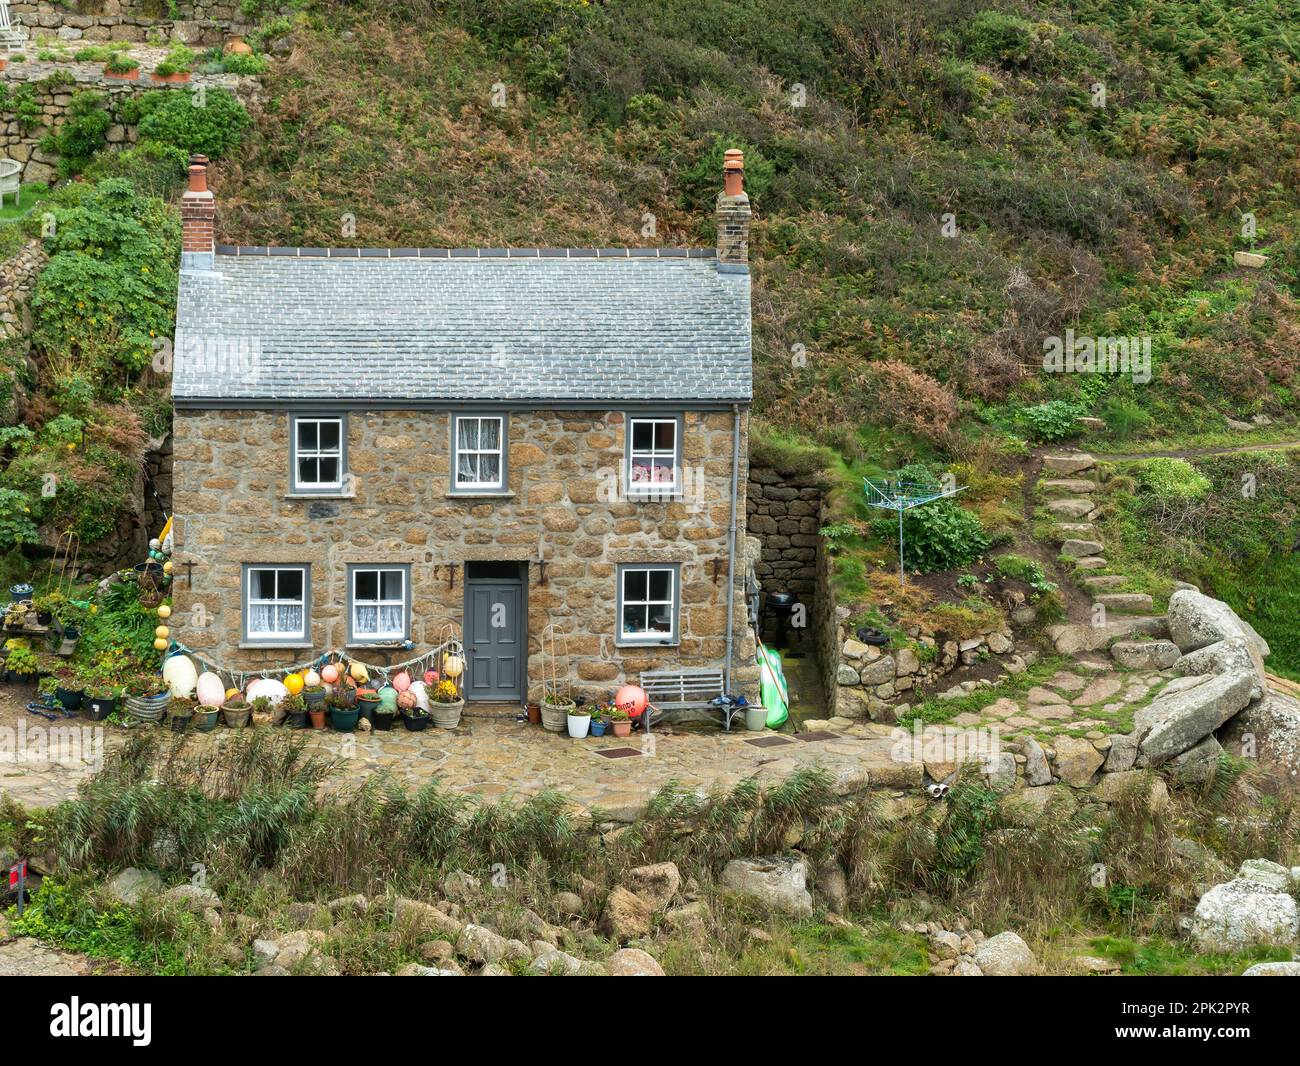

{"left": 1093, "top": 440, "right": 1300, "bottom": 462}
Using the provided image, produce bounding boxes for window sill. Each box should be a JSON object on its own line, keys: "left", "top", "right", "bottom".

{"left": 615, "top": 639, "right": 679, "bottom": 649}
{"left": 239, "top": 641, "right": 313, "bottom": 650}
{"left": 624, "top": 493, "right": 684, "bottom": 503}
{"left": 284, "top": 492, "right": 356, "bottom": 500}
{"left": 345, "top": 641, "right": 411, "bottom": 650}
{"left": 444, "top": 491, "right": 515, "bottom": 499}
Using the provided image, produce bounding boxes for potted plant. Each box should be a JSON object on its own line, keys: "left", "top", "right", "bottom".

{"left": 429, "top": 678, "right": 463, "bottom": 729}
{"left": 540, "top": 691, "right": 573, "bottom": 733}
{"left": 334, "top": 676, "right": 358, "bottom": 709}
{"left": 104, "top": 53, "right": 140, "bottom": 80}
{"left": 402, "top": 697, "right": 431, "bottom": 732}
{"left": 32, "top": 591, "right": 65, "bottom": 627}
{"left": 222, "top": 695, "right": 251, "bottom": 729}
{"left": 303, "top": 683, "right": 327, "bottom": 720}
{"left": 151, "top": 43, "right": 193, "bottom": 83}
{"left": 249, "top": 694, "right": 274, "bottom": 728}
{"left": 355, "top": 687, "right": 380, "bottom": 722}
{"left": 5, "top": 644, "right": 38, "bottom": 685}
{"left": 306, "top": 695, "right": 326, "bottom": 729}
{"left": 84, "top": 678, "right": 119, "bottom": 721}
{"left": 566, "top": 702, "right": 591, "bottom": 739}
{"left": 589, "top": 704, "right": 608, "bottom": 737}
{"left": 169, "top": 696, "right": 195, "bottom": 733}
{"left": 281, "top": 692, "right": 308, "bottom": 729}
{"left": 609, "top": 707, "right": 632, "bottom": 738}
{"left": 328, "top": 693, "right": 359, "bottom": 733}
{"left": 124, "top": 671, "right": 168, "bottom": 722}
{"left": 193, "top": 698, "right": 220, "bottom": 732}
{"left": 53, "top": 665, "right": 84, "bottom": 711}
{"left": 372, "top": 692, "right": 397, "bottom": 731}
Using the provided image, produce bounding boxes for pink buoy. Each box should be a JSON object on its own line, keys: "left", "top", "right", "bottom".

{"left": 615, "top": 684, "right": 648, "bottom": 718}
{"left": 393, "top": 670, "right": 411, "bottom": 692}
{"left": 321, "top": 664, "right": 339, "bottom": 684}
{"left": 424, "top": 669, "right": 439, "bottom": 685}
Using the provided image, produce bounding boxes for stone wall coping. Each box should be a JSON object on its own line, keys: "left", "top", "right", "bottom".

{"left": 215, "top": 244, "right": 715, "bottom": 259}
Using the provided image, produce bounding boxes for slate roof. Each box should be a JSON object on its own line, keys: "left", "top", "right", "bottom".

{"left": 173, "top": 248, "right": 751, "bottom": 404}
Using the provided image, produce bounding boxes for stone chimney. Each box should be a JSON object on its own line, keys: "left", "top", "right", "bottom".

{"left": 180, "top": 154, "right": 215, "bottom": 271}
{"left": 715, "top": 147, "right": 751, "bottom": 273}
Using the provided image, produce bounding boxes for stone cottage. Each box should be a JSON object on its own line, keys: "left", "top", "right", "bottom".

{"left": 169, "top": 151, "right": 759, "bottom": 704}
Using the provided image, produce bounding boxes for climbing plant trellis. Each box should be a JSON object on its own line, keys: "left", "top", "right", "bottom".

{"left": 863, "top": 474, "right": 968, "bottom": 586}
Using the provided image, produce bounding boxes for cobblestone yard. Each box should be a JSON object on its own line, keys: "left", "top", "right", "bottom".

{"left": 0, "top": 655, "right": 1174, "bottom": 816}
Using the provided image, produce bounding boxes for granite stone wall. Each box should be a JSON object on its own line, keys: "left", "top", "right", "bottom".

{"left": 170, "top": 408, "right": 759, "bottom": 701}
{"left": 11, "top": 0, "right": 274, "bottom": 47}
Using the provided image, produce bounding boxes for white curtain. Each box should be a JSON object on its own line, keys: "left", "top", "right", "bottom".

{"left": 249, "top": 604, "right": 302, "bottom": 635}
{"left": 354, "top": 604, "right": 403, "bottom": 636}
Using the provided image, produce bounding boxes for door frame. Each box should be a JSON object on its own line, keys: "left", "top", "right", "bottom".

{"left": 461, "top": 561, "right": 528, "bottom": 703}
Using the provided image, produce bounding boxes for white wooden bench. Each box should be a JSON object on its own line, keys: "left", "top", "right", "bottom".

{"left": 640, "top": 667, "right": 738, "bottom": 733}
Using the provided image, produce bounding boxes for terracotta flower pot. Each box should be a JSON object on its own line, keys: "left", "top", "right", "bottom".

{"left": 612, "top": 719, "right": 632, "bottom": 738}
{"left": 105, "top": 67, "right": 140, "bottom": 81}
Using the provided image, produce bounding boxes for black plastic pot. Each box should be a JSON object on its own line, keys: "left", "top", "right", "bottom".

{"left": 170, "top": 713, "right": 192, "bottom": 734}
{"left": 9, "top": 583, "right": 32, "bottom": 604}
{"left": 402, "top": 711, "right": 430, "bottom": 732}
{"left": 356, "top": 696, "right": 380, "bottom": 723}
{"left": 7, "top": 671, "right": 34, "bottom": 685}
{"left": 855, "top": 626, "right": 890, "bottom": 647}
{"left": 372, "top": 710, "right": 395, "bottom": 732}
{"left": 285, "top": 710, "right": 308, "bottom": 729}
{"left": 84, "top": 695, "right": 116, "bottom": 721}
{"left": 54, "top": 685, "right": 83, "bottom": 711}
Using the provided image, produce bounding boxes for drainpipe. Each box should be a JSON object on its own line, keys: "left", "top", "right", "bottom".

{"left": 724, "top": 403, "right": 742, "bottom": 692}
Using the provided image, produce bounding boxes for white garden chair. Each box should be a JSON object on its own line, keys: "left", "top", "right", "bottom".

{"left": 0, "top": 0, "right": 28, "bottom": 54}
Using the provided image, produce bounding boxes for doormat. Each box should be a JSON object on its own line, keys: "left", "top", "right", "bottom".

{"left": 794, "top": 730, "right": 838, "bottom": 743}
{"left": 745, "top": 736, "right": 797, "bottom": 748}
{"left": 594, "top": 747, "right": 645, "bottom": 760}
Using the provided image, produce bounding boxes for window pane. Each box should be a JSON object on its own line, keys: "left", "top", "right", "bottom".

{"left": 479, "top": 454, "right": 500, "bottom": 485}
{"left": 298, "top": 421, "right": 317, "bottom": 450}
{"left": 631, "top": 421, "right": 653, "bottom": 450}
{"left": 298, "top": 457, "right": 316, "bottom": 485}
{"left": 355, "top": 570, "right": 378, "bottom": 600}
{"left": 623, "top": 569, "right": 647, "bottom": 602}
{"left": 651, "top": 460, "right": 674, "bottom": 483}
{"left": 648, "top": 609, "right": 672, "bottom": 633}
{"left": 622, "top": 604, "right": 647, "bottom": 634}
{"left": 354, "top": 605, "right": 377, "bottom": 634}
{"left": 278, "top": 569, "right": 303, "bottom": 600}
{"left": 479, "top": 418, "right": 500, "bottom": 450}
{"left": 648, "top": 569, "right": 671, "bottom": 602}
{"left": 250, "top": 569, "right": 276, "bottom": 599}
{"left": 379, "top": 570, "right": 403, "bottom": 600}
{"left": 653, "top": 421, "right": 675, "bottom": 449}
{"left": 317, "top": 457, "right": 339, "bottom": 485}
{"left": 457, "top": 418, "right": 478, "bottom": 450}
{"left": 319, "top": 421, "right": 340, "bottom": 451}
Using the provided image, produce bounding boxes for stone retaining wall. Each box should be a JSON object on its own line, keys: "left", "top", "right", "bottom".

{"left": 0, "top": 237, "right": 46, "bottom": 340}
{"left": 745, "top": 465, "right": 823, "bottom": 602}
{"left": 12, "top": 0, "right": 275, "bottom": 47}
{"left": 0, "top": 64, "right": 256, "bottom": 182}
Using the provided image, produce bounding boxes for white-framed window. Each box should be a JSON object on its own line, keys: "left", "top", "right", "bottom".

{"left": 292, "top": 415, "right": 345, "bottom": 492}
{"left": 348, "top": 565, "right": 409, "bottom": 642}
{"left": 243, "top": 565, "right": 308, "bottom": 644}
{"left": 453, "top": 415, "right": 506, "bottom": 491}
{"left": 626, "top": 416, "right": 680, "bottom": 496}
{"left": 617, "top": 564, "right": 679, "bottom": 644}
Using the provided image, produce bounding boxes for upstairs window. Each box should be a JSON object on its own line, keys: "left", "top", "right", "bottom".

{"left": 292, "top": 415, "right": 345, "bottom": 493}
{"left": 452, "top": 415, "right": 506, "bottom": 492}
{"left": 243, "top": 565, "right": 309, "bottom": 644}
{"left": 616, "top": 564, "right": 679, "bottom": 645}
{"left": 626, "top": 416, "right": 680, "bottom": 497}
{"left": 348, "top": 565, "right": 410, "bottom": 643}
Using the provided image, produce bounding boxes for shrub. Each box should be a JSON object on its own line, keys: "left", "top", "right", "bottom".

{"left": 134, "top": 86, "right": 250, "bottom": 159}
{"left": 1138, "top": 458, "right": 1211, "bottom": 501}
{"left": 41, "top": 90, "right": 111, "bottom": 177}
{"left": 862, "top": 361, "right": 959, "bottom": 447}
{"left": 218, "top": 51, "right": 268, "bottom": 75}
{"left": 1020, "top": 400, "right": 1083, "bottom": 442}
{"left": 877, "top": 498, "right": 990, "bottom": 573}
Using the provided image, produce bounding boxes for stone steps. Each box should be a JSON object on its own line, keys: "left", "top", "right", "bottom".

{"left": 1073, "top": 556, "right": 1108, "bottom": 570}
{"left": 1056, "top": 522, "right": 1097, "bottom": 537}
{"left": 1048, "top": 497, "right": 1096, "bottom": 519}
{"left": 1049, "top": 615, "right": 1167, "bottom": 654}
{"left": 1060, "top": 538, "right": 1105, "bottom": 558}
{"left": 1042, "top": 478, "right": 1098, "bottom": 495}
{"left": 1043, "top": 453, "right": 1097, "bottom": 476}
{"left": 1093, "top": 592, "right": 1154, "bottom": 615}
{"left": 1081, "top": 574, "right": 1127, "bottom": 590}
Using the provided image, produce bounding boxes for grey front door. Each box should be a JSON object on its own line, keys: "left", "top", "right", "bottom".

{"left": 464, "top": 573, "right": 524, "bottom": 701}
